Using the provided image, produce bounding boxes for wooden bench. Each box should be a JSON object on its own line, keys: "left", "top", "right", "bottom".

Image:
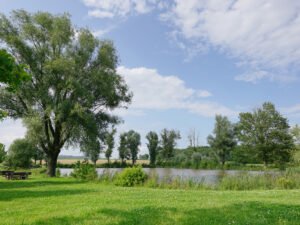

{"left": 0, "top": 171, "right": 15, "bottom": 180}
{"left": 12, "top": 172, "right": 32, "bottom": 180}
{"left": 0, "top": 171, "right": 31, "bottom": 180}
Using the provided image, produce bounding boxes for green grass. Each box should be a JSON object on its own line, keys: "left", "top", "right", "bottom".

{"left": 1, "top": 175, "right": 300, "bottom": 225}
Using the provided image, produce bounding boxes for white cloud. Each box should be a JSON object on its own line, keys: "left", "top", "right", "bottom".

{"left": 186, "top": 102, "right": 238, "bottom": 118}
{"left": 160, "top": 0, "right": 300, "bottom": 82}
{"left": 92, "top": 25, "right": 116, "bottom": 37}
{"left": 117, "top": 66, "right": 237, "bottom": 117}
{"left": 0, "top": 119, "right": 26, "bottom": 149}
{"left": 197, "top": 90, "right": 212, "bottom": 98}
{"left": 82, "top": 0, "right": 155, "bottom": 18}
{"left": 113, "top": 108, "right": 146, "bottom": 117}
{"left": 281, "top": 104, "right": 300, "bottom": 118}
{"left": 88, "top": 9, "right": 114, "bottom": 18}
{"left": 235, "top": 70, "right": 274, "bottom": 83}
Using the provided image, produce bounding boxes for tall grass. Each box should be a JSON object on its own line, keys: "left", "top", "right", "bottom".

{"left": 95, "top": 167, "right": 300, "bottom": 190}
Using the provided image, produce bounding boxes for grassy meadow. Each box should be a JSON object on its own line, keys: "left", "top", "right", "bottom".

{"left": 0, "top": 174, "right": 300, "bottom": 225}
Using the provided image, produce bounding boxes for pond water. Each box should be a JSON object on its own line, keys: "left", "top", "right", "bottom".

{"left": 59, "top": 168, "right": 275, "bottom": 185}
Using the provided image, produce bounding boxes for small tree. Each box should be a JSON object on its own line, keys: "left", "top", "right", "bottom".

{"left": 146, "top": 131, "right": 159, "bottom": 165}
{"left": 5, "top": 139, "right": 36, "bottom": 168}
{"left": 33, "top": 146, "right": 46, "bottom": 165}
{"left": 80, "top": 136, "right": 101, "bottom": 165}
{"left": 187, "top": 128, "right": 200, "bottom": 151}
{"left": 118, "top": 133, "right": 129, "bottom": 163}
{"left": 291, "top": 124, "right": 300, "bottom": 146}
{"left": 160, "top": 129, "right": 181, "bottom": 159}
{"left": 0, "top": 143, "right": 6, "bottom": 163}
{"left": 207, "top": 115, "right": 237, "bottom": 167}
{"left": 139, "top": 154, "right": 149, "bottom": 160}
{"left": 238, "top": 102, "right": 294, "bottom": 168}
{"left": 124, "top": 130, "right": 141, "bottom": 165}
{"left": 105, "top": 128, "right": 116, "bottom": 164}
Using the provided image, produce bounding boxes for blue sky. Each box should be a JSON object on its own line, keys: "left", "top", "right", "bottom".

{"left": 1, "top": 0, "right": 300, "bottom": 157}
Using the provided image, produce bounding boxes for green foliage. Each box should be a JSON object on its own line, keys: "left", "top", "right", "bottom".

{"left": 146, "top": 131, "right": 159, "bottom": 165}
{"left": 118, "top": 133, "right": 130, "bottom": 163}
{"left": 0, "top": 48, "right": 30, "bottom": 91}
{"left": 56, "top": 168, "right": 61, "bottom": 177}
{"left": 277, "top": 177, "right": 293, "bottom": 189}
{"left": 191, "top": 152, "right": 202, "bottom": 168}
{"left": 291, "top": 124, "right": 300, "bottom": 146}
{"left": 80, "top": 136, "right": 101, "bottom": 165}
{"left": 0, "top": 10, "right": 131, "bottom": 176}
{"left": 70, "top": 160, "right": 97, "bottom": 181}
{"left": 0, "top": 143, "right": 6, "bottom": 163}
{"left": 293, "top": 149, "right": 300, "bottom": 165}
{"left": 139, "top": 154, "right": 149, "bottom": 160}
{"left": 119, "top": 130, "right": 141, "bottom": 165}
{"left": 238, "top": 102, "right": 294, "bottom": 167}
{"left": 231, "top": 145, "right": 262, "bottom": 164}
{"left": 216, "top": 169, "right": 300, "bottom": 190}
{"left": 5, "top": 138, "right": 37, "bottom": 169}
{"left": 207, "top": 115, "right": 237, "bottom": 166}
{"left": 105, "top": 128, "right": 116, "bottom": 163}
{"left": 115, "top": 166, "right": 147, "bottom": 187}
{"left": 0, "top": 49, "right": 30, "bottom": 119}
{"left": 174, "top": 153, "right": 187, "bottom": 165}
{"left": 160, "top": 128, "right": 181, "bottom": 159}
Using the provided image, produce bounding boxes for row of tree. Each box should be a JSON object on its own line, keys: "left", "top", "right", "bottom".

{"left": 1, "top": 102, "right": 299, "bottom": 169}
{"left": 85, "top": 102, "right": 296, "bottom": 168}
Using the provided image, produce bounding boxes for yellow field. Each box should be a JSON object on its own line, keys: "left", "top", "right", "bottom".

{"left": 56, "top": 159, "right": 149, "bottom": 165}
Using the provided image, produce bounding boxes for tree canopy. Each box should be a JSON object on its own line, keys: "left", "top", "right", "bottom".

{"left": 146, "top": 131, "right": 159, "bottom": 165}
{"left": 0, "top": 49, "right": 30, "bottom": 119}
{"left": 207, "top": 115, "right": 236, "bottom": 166}
{"left": 0, "top": 10, "right": 132, "bottom": 176}
{"left": 105, "top": 128, "right": 116, "bottom": 164}
{"left": 124, "top": 130, "right": 141, "bottom": 165}
{"left": 238, "top": 102, "right": 294, "bottom": 167}
{"left": 5, "top": 138, "right": 37, "bottom": 169}
{"left": 160, "top": 129, "right": 181, "bottom": 159}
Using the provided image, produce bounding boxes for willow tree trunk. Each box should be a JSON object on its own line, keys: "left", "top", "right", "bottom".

{"left": 47, "top": 153, "right": 59, "bottom": 177}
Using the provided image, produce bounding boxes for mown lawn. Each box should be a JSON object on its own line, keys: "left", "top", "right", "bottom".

{"left": 0, "top": 176, "right": 299, "bottom": 225}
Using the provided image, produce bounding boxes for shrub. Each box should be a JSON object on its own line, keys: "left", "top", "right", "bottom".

{"left": 0, "top": 143, "right": 6, "bottom": 163}
{"left": 277, "top": 177, "right": 293, "bottom": 189}
{"left": 5, "top": 139, "right": 35, "bottom": 169}
{"left": 115, "top": 166, "right": 147, "bottom": 187}
{"left": 70, "top": 160, "right": 97, "bottom": 181}
{"left": 174, "top": 153, "right": 186, "bottom": 165}
{"left": 56, "top": 168, "right": 61, "bottom": 177}
{"left": 191, "top": 152, "right": 202, "bottom": 168}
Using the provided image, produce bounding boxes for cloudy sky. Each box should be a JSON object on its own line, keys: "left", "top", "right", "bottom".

{"left": 1, "top": 0, "right": 300, "bottom": 157}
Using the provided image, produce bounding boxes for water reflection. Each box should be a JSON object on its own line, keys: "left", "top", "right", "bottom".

{"left": 60, "top": 168, "right": 272, "bottom": 185}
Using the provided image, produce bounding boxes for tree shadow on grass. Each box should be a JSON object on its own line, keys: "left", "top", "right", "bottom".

{"left": 0, "top": 188, "right": 94, "bottom": 202}
{"left": 33, "top": 206, "right": 177, "bottom": 225}
{"left": 32, "top": 202, "right": 300, "bottom": 225}
{"left": 0, "top": 179, "right": 83, "bottom": 190}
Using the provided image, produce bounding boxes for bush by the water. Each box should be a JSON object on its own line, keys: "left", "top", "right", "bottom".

{"left": 70, "top": 160, "right": 97, "bottom": 181}
{"left": 115, "top": 166, "right": 147, "bottom": 187}
{"left": 96, "top": 166, "right": 300, "bottom": 190}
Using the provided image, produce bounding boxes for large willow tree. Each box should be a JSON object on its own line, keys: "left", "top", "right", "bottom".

{"left": 0, "top": 10, "right": 132, "bottom": 176}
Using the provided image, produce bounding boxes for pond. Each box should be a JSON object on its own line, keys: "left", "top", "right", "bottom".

{"left": 59, "top": 168, "right": 275, "bottom": 185}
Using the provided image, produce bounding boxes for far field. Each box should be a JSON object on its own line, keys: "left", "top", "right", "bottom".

{"left": 0, "top": 175, "right": 299, "bottom": 225}
{"left": 56, "top": 159, "right": 149, "bottom": 165}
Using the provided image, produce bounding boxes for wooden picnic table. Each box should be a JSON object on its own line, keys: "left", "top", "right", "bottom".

{"left": 0, "top": 171, "right": 31, "bottom": 180}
